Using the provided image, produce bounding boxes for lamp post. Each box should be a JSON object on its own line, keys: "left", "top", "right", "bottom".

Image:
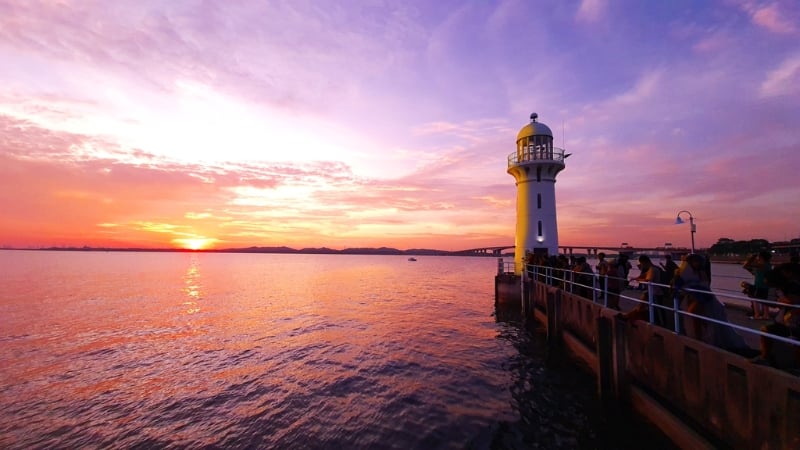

{"left": 675, "top": 210, "right": 696, "bottom": 253}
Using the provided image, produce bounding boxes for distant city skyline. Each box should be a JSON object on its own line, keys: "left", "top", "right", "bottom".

{"left": 1, "top": 1, "right": 799, "bottom": 251}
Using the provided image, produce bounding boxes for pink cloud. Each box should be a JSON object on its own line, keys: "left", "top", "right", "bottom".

{"left": 576, "top": 0, "right": 608, "bottom": 23}
{"left": 750, "top": 3, "right": 797, "bottom": 34}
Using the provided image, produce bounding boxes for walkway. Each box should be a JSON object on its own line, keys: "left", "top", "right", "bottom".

{"left": 617, "top": 289, "right": 767, "bottom": 350}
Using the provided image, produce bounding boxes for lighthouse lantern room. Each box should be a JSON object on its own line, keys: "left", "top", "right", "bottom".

{"left": 507, "top": 113, "right": 568, "bottom": 274}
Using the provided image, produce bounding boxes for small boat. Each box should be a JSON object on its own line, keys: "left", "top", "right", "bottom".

{"left": 408, "top": 257, "right": 417, "bottom": 261}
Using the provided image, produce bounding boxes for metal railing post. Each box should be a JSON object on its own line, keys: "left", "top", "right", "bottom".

{"left": 673, "top": 294, "right": 681, "bottom": 334}
{"left": 648, "top": 282, "right": 655, "bottom": 324}
{"left": 603, "top": 274, "right": 609, "bottom": 307}
{"left": 592, "top": 273, "right": 598, "bottom": 303}
{"left": 569, "top": 271, "right": 574, "bottom": 293}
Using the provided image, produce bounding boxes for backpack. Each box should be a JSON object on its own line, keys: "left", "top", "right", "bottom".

{"left": 655, "top": 265, "right": 672, "bottom": 286}
{"left": 652, "top": 264, "right": 672, "bottom": 286}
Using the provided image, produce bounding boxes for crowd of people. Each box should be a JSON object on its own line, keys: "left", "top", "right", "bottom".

{"left": 524, "top": 250, "right": 800, "bottom": 371}
{"left": 744, "top": 251, "right": 800, "bottom": 368}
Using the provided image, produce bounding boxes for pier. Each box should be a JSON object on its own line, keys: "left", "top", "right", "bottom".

{"left": 495, "top": 264, "right": 800, "bottom": 449}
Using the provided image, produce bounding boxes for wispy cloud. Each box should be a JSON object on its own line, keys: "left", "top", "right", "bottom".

{"left": 760, "top": 53, "right": 800, "bottom": 97}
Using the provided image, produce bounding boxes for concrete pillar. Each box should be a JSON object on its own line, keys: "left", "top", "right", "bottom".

{"left": 546, "top": 288, "right": 561, "bottom": 347}
{"left": 613, "top": 314, "right": 629, "bottom": 403}
{"left": 597, "top": 316, "right": 614, "bottom": 404}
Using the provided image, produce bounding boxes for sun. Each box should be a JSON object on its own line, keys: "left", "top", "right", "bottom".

{"left": 173, "top": 237, "right": 215, "bottom": 250}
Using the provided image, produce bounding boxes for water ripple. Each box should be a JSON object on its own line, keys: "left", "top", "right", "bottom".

{"left": 0, "top": 252, "right": 676, "bottom": 449}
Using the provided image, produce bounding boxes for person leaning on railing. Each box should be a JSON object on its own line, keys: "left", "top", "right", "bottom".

{"left": 623, "top": 255, "right": 667, "bottom": 326}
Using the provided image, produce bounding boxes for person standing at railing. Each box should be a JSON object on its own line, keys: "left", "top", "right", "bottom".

{"left": 674, "top": 254, "right": 750, "bottom": 354}
{"left": 555, "top": 254, "right": 570, "bottom": 289}
{"left": 624, "top": 255, "right": 667, "bottom": 326}
{"left": 659, "top": 254, "right": 679, "bottom": 283}
{"left": 743, "top": 251, "right": 772, "bottom": 320}
{"left": 753, "top": 265, "right": 800, "bottom": 369}
{"left": 572, "top": 256, "right": 594, "bottom": 299}
{"left": 596, "top": 252, "right": 609, "bottom": 299}
{"left": 618, "top": 254, "right": 632, "bottom": 289}
{"left": 604, "top": 258, "right": 624, "bottom": 310}
{"left": 596, "top": 252, "right": 609, "bottom": 276}
{"left": 676, "top": 254, "right": 714, "bottom": 341}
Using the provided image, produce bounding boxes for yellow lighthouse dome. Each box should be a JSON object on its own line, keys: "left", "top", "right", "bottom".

{"left": 516, "top": 112, "right": 553, "bottom": 141}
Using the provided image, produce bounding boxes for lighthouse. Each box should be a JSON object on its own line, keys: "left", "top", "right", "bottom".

{"left": 507, "top": 113, "right": 567, "bottom": 274}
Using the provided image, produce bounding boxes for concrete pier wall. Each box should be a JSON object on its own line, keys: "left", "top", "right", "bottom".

{"left": 504, "top": 276, "right": 800, "bottom": 449}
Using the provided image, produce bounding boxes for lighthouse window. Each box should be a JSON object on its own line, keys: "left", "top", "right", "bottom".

{"left": 537, "top": 194, "right": 542, "bottom": 209}
{"left": 536, "top": 167, "right": 541, "bottom": 182}
{"left": 537, "top": 220, "right": 543, "bottom": 237}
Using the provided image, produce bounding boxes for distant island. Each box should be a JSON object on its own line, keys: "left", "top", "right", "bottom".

{"left": 12, "top": 245, "right": 477, "bottom": 257}
{"left": 4, "top": 237, "right": 797, "bottom": 259}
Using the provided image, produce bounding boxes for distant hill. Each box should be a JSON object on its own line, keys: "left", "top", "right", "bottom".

{"left": 24, "top": 246, "right": 470, "bottom": 256}
{"left": 220, "top": 246, "right": 451, "bottom": 256}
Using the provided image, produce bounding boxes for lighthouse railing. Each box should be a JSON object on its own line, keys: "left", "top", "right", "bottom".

{"left": 508, "top": 147, "right": 566, "bottom": 167}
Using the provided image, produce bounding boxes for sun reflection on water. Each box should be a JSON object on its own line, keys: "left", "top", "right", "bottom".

{"left": 183, "top": 255, "right": 202, "bottom": 314}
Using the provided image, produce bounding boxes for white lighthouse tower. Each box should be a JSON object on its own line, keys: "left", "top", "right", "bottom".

{"left": 507, "top": 113, "right": 567, "bottom": 273}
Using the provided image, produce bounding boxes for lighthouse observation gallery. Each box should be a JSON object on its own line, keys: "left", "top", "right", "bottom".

{"left": 506, "top": 113, "right": 568, "bottom": 274}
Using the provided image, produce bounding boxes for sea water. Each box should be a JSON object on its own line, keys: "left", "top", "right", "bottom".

{"left": 0, "top": 251, "right": 675, "bottom": 449}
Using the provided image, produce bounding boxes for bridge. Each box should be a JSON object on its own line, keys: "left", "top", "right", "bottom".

{"left": 453, "top": 245, "right": 693, "bottom": 257}
{"left": 450, "top": 246, "right": 515, "bottom": 256}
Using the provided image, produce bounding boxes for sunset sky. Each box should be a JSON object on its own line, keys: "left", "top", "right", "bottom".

{"left": 2, "top": 0, "right": 799, "bottom": 251}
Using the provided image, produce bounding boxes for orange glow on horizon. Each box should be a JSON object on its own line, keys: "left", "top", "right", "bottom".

{"left": 172, "top": 237, "right": 216, "bottom": 251}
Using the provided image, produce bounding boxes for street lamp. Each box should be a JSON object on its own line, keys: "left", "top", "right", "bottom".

{"left": 675, "top": 210, "right": 696, "bottom": 253}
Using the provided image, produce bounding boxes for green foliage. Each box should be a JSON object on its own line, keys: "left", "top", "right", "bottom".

{"left": 707, "top": 238, "right": 771, "bottom": 256}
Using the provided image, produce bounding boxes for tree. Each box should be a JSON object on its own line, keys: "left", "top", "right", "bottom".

{"left": 707, "top": 238, "right": 770, "bottom": 256}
